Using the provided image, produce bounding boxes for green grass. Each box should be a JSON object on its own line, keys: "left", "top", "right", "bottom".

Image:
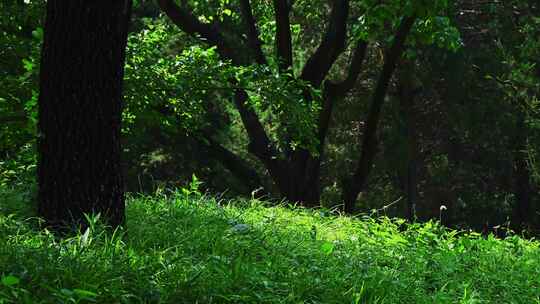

{"left": 1, "top": 188, "right": 539, "bottom": 303}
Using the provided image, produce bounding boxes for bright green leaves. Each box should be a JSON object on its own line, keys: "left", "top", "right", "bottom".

{"left": 186, "top": 0, "right": 240, "bottom": 24}
{"left": 1, "top": 275, "right": 20, "bottom": 287}
{"left": 320, "top": 241, "right": 335, "bottom": 255}
{"left": 351, "top": 0, "right": 460, "bottom": 51}
{"left": 352, "top": 1, "right": 403, "bottom": 41}
{"left": 235, "top": 65, "right": 322, "bottom": 153}
{"left": 123, "top": 18, "right": 229, "bottom": 135}
{"left": 410, "top": 16, "right": 461, "bottom": 52}
{"left": 124, "top": 17, "right": 322, "bottom": 153}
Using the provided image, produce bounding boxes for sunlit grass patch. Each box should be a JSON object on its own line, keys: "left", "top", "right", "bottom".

{"left": 1, "top": 189, "right": 539, "bottom": 303}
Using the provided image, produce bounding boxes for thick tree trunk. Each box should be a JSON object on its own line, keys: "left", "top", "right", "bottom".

{"left": 37, "top": 1, "right": 132, "bottom": 229}
{"left": 279, "top": 157, "right": 321, "bottom": 206}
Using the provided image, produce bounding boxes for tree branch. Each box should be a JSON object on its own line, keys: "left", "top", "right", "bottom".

{"left": 232, "top": 90, "right": 274, "bottom": 159}
{"left": 158, "top": 0, "right": 281, "bottom": 169}
{"left": 328, "top": 40, "right": 369, "bottom": 97}
{"left": 318, "top": 40, "right": 368, "bottom": 151}
{"left": 239, "top": 0, "right": 267, "bottom": 65}
{"left": 232, "top": 89, "right": 289, "bottom": 185}
{"left": 156, "top": 0, "right": 240, "bottom": 64}
{"left": 200, "top": 135, "right": 264, "bottom": 191}
{"left": 300, "top": 0, "right": 350, "bottom": 87}
{"left": 343, "top": 15, "right": 417, "bottom": 213}
{"left": 158, "top": 0, "right": 297, "bottom": 199}
{"left": 273, "top": 0, "right": 293, "bottom": 71}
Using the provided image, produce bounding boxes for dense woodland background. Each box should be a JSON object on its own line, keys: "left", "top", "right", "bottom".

{"left": 1, "top": 0, "right": 539, "bottom": 233}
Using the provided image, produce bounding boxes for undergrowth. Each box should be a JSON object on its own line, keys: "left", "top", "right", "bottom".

{"left": 1, "top": 187, "right": 539, "bottom": 303}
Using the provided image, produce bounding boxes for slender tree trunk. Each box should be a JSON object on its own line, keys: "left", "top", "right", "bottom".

{"left": 511, "top": 113, "right": 532, "bottom": 232}
{"left": 342, "top": 16, "right": 417, "bottom": 213}
{"left": 397, "top": 61, "right": 421, "bottom": 221}
{"left": 37, "top": 0, "right": 132, "bottom": 229}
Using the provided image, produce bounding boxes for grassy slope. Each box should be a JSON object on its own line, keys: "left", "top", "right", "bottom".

{"left": 0, "top": 189, "right": 539, "bottom": 303}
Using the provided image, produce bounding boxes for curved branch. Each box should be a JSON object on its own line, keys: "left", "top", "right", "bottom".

{"left": 328, "top": 40, "right": 369, "bottom": 97}
{"left": 343, "top": 15, "right": 417, "bottom": 213}
{"left": 300, "top": 0, "right": 350, "bottom": 87}
{"left": 158, "top": 0, "right": 281, "bottom": 168}
{"left": 157, "top": 0, "right": 240, "bottom": 64}
{"left": 318, "top": 40, "right": 368, "bottom": 151}
{"left": 239, "top": 0, "right": 267, "bottom": 65}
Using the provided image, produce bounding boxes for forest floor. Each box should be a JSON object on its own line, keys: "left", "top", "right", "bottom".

{"left": 1, "top": 186, "right": 539, "bottom": 303}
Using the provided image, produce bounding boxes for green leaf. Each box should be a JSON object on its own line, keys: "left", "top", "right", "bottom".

{"left": 60, "top": 288, "right": 74, "bottom": 297}
{"left": 81, "top": 227, "right": 91, "bottom": 246}
{"left": 1, "top": 275, "right": 20, "bottom": 286}
{"left": 31, "top": 27, "right": 43, "bottom": 40}
{"left": 74, "top": 288, "right": 98, "bottom": 299}
{"left": 320, "top": 242, "right": 334, "bottom": 255}
{"left": 22, "top": 58, "right": 34, "bottom": 72}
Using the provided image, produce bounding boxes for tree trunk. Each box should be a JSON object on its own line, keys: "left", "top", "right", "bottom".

{"left": 280, "top": 156, "right": 321, "bottom": 206}
{"left": 511, "top": 113, "right": 532, "bottom": 232}
{"left": 342, "top": 16, "right": 417, "bottom": 213}
{"left": 37, "top": 0, "right": 132, "bottom": 229}
{"left": 397, "top": 61, "right": 421, "bottom": 221}
{"left": 157, "top": 0, "right": 364, "bottom": 208}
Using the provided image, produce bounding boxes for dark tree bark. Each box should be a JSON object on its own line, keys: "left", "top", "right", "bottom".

{"left": 273, "top": 0, "right": 293, "bottom": 71}
{"left": 300, "top": 0, "right": 349, "bottom": 87}
{"left": 511, "top": 113, "right": 532, "bottom": 232}
{"left": 321, "top": 41, "right": 369, "bottom": 148}
{"left": 37, "top": 0, "right": 132, "bottom": 229}
{"left": 281, "top": 40, "right": 369, "bottom": 207}
{"left": 342, "top": 16, "right": 417, "bottom": 213}
{"left": 275, "top": 0, "right": 361, "bottom": 205}
{"left": 239, "top": 0, "right": 267, "bottom": 65}
{"left": 396, "top": 61, "right": 421, "bottom": 221}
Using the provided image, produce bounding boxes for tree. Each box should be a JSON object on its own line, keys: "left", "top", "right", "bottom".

{"left": 155, "top": 0, "right": 454, "bottom": 212}
{"left": 490, "top": 0, "right": 539, "bottom": 231}
{"left": 37, "top": 0, "right": 132, "bottom": 228}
